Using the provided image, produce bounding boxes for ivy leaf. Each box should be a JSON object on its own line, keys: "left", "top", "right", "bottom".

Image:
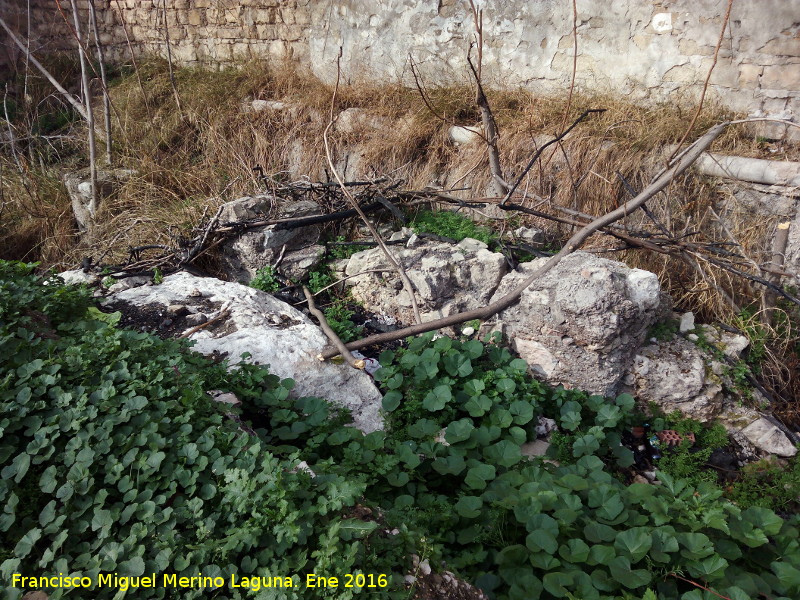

{"left": 558, "top": 539, "right": 591, "bottom": 563}
{"left": 595, "top": 404, "right": 621, "bottom": 428}
{"left": 572, "top": 433, "right": 601, "bottom": 457}
{"left": 2, "top": 452, "right": 30, "bottom": 483}
{"left": 382, "top": 391, "right": 402, "bottom": 412}
{"left": 608, "top": 556, "right": 651, "bottom": 589}
{"left": 542, "top": 571, "right": 574, "bottom": 598}
{"left": 445, "top": 419, "right": 474, "bottom": 444}
{"left": 464, "top": 462, "right": 495, "bottom": 490}
{"left": 422, "top": 385, "right": 452, "bottom": 411}
{"left": 464, "top": 394, "right": 492, "bottom": 417}
{"left": 454, "top": 496, "right": 482, "bottom": 518}
{"left": 386, "top": 471, "right": 409, "bottom": 487}
{"left": 463, "top": 340, "right": 484, "bottom": 359}
{"left": 431, "top": 454, "right": 466, "bottom": 476}
{"left": 508, "top": 400, "right": 534, "bottom": 425}
{"left": 526, "top": 529, "right": 558, "bottom": 555}
{"left": 396, "top": 443, "right": 421, "bottom": 469}
{"left": 14, "top": 527, "right": 42, "bottom": 558}
{"left": 687, "top": 555, "right": 728, "bottom": 580}
{"left": 483, "top": 440, "right": 521, "bottom": 468}
{"left": 614, "top": 528, "right": 652, "bottom": 563}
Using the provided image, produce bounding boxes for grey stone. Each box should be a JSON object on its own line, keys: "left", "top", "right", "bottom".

{"left": 218, "top": 195, "right": 324, "bottom": 282}
{"left": 209, "top": 390, "right": 241, "bottom": 407}
{"left": 492, "top": 252, "right": 668, "bottom": 396}
{"left": 57, "top": 269, "right": 99, "bottom": 286}
{"left": 108, "top": 276, "right": 151, "bottom": 293}
{"left": 110, "top": 272, "right": 383, "bottom": 433}
{"left": 679, "top": 311, "right": 695, "bottom": 333}
{"left": 64, "top": 168, "right": 136, "bottom": 232}
{"left": 741, "top": 418, "right": 798, "bottom": 457}
{"left": 627, "top": 338, "right": 723, "bottom": 422}
{"left": 344, "top": 238, "right": 508, "bottom": 326}
{"left": 513, "top": 226, "right": 546, "bottom": 247}
{"left": 184, "top": 313, "right": 209, "bottom": 326}
{"left": 520, "top": 439, "right": 550, "bottom": 457}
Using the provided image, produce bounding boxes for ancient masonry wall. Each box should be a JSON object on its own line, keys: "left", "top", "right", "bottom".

{"left": 1, "top": 1, "right": 798, "bottom": 136}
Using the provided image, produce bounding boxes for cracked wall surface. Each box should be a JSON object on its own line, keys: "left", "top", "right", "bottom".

{"left": 2, "top": 0, "right": 798, "bottom": 137}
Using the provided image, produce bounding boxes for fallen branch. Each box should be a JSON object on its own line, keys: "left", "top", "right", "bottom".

{"left": 320, "top": 121, "right": 729, "bottom": 359}
{"left": 303, "top": 286, "right": 364, "bottom": 369}
{"left": 180, "top": 308, "right": 231, "bottom": 338}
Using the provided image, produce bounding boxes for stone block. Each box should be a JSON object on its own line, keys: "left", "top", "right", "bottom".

{"left": 762, "top": 63, "right": 800, "bottom": 90}
{"left": 738, "top": 63, "right": 762, "bottom": 89}
{"left": 761, "top": 35, "right": 800, "bottom": 58}
{"left": 187, "top": 9, "right": 202, "bottom": 26}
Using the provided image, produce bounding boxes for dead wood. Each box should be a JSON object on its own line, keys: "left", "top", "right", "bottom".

{"left": 303, "top": 286, "right": 364, "bottom": 369}
{"left": 323, "top": 48, "right": 423, "bottom": 325}
{"left": 320, "top": 121, "right": 729, "bottom": 359}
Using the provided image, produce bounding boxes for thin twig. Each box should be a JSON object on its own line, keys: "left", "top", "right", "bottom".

{"left": 180, "top": 308, "right": 231, "bottom": 338}
{"left": 668, "top": 0, "right": 733, "bottom": 163}
{"left": 303, "top": 286, "right": 363, "bottom": 369}
{"left": 322, "top": 48, "right": 423, "bottom": 325}
{"left": 321, "top": 120, "right": 729, "bottom": 359}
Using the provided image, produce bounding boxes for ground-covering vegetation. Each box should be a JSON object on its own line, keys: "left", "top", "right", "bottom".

{"left": 3, "top": 262, "right": 800, "bottom": 600}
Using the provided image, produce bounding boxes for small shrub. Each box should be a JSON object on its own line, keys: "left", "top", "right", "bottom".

{"left": 409, "top": 209, "right": 495, "bottom": 245}
{"left": 249, "top": 264, "right": 281, "bottom": 293}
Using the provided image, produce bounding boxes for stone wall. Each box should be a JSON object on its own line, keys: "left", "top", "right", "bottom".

{"left": 2, "top": 0, "right": 798, "bottom": 136}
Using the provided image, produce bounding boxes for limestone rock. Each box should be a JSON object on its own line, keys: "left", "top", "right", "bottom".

{"left": 492, "top": 252, "right": 668, "bottom": 396}
{"left": 741, "top": 418, "right": 798, "bottom": 457}
{"left": 57, "top": 269, "right": 100, "bottom": 286}
{"left": 218, "top": 195, "right": 324, "bottom": 282}
{"left": 627, "top": 338, "right": 723, "bottom": 421}
{"left": 108, "top": 272, "right": 383, "bottom": 433}
{"left": 64, "top": 167, "right": 136, "bottom": 232}
{"left": 344, "top": 237, "right": 508, "bottom": 325}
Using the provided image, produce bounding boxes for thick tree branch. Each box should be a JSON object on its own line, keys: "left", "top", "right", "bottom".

{"left": 320, "top": 121, "right": 729, "bottom": 359}
{"left": 0, "top": 15, "right": 88, "bottom": 120}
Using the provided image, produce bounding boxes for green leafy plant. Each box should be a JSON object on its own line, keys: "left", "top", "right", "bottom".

{"left": 650, "top": 409, "right": 729, "bottom": 486}
{"left": 323, "top": 301, "right": 363, "bottom": 343}
{"left": 409, "top": 209, "right": 495, "bottom": 245}
{"left": 727, "top": 456, "right": 800, "bottom": 513}
{"left": 249, "top": 264, "right": 281, "bottom": 293}
{"left": 3, "top": 261, "right": 800, "bottom": 600}
{"left": 328, "top": 236, "right": 370, "bottom": 260}
{"left": 647, "top": 318, "right": 679, "bottom": 341}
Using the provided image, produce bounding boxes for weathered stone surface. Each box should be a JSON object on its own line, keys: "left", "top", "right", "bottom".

{"left": 63, "top": 168, "right": 136, "bottom": 232}
{"left": 344, "top": 237, "right": 508, "bottom": 325}
{"left": 57, "top": 269, "right": 99, "bottom": 286}
{"left": 627, "top": 338, "right": 723, "bottom": 422}
{"left": 741, "top": 418, "right": 798, "bottom": 457}
{"left": 492, "top": 252, "right": 668, "bottom": 396}
{"left": 108, "top": 272, "right": 383, "bottom": 433}
{"left": 218, "top": 195, "right": 324, "bottom": 282}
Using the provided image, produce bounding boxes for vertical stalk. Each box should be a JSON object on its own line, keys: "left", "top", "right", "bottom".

{"left": 88, "top": 0, "right": 112, "bottom": 165}
{"left": 70, "top": 0, "right": 98, "bottom": 216}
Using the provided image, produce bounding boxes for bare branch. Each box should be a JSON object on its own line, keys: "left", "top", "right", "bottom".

{"left": 0, "top": 15, "right": 88, "bottom": 120}
{"left": 303, "top": 286, "right": 364, "bottom": 369}
{"left": 320, "top": 121, "right": 729, "bottom": 359}
{"left": 322, "top": 48, "right": 423, "bottom": 325}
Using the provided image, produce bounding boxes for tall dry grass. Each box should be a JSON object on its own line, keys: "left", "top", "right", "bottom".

{"left": 0, "top": 58, "right": 794, "bottom": 324}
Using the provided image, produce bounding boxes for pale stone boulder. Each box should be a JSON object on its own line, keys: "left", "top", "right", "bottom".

{"left": 218, "top": 195, "right": 325, "bottom": 283}
{"left": 627, "top": 338, "right": 724, "bottom": 422}
{"left": 492, "top": 252, "right": 668, "bottom": 396}
{"left": 344, "top": 237, "right": 508, "bottom": 325}
{"left": 108, "top": 272, "right": 383, "bottom": 433}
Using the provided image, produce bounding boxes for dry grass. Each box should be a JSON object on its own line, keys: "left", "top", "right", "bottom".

{"left": 1, "top": 58, "right": 796, "bottom": 330}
